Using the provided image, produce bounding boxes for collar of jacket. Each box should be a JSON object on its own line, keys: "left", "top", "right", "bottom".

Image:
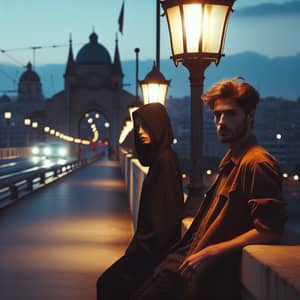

{"left": 218, "top": 134, "right": 258, "bottom": 171}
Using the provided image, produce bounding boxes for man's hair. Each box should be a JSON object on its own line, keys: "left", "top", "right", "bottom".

{"left": 202, "top": 77, "right": 260, "bottom": 113}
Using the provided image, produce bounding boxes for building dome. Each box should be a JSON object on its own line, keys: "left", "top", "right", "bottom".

{"left": 0, "top": 95, "right": 11, "bottom": 103}
{"left": 76, "top": 32, "right": 111, "bottom": 65}
{"left": 19, "top": 62, "right": 41, "bottom": 82}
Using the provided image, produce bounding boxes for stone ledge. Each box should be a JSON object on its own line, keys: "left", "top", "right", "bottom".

{"left": 241, "top": 244, "right": 300, "bottom": 300}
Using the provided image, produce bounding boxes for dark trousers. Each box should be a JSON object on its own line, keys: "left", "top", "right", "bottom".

{"left": 97, "top": 254, "right": 156, "bottom": 300}
{"left": 130, "top": 259, "right": 242, "bottom": 300}
{"left": 131, "top": 270, "right": 186, "bottom": 300}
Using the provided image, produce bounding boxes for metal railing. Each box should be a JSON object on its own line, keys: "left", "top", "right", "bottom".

{"left": 0, "top": 155, "right": 100, "bottom": 208}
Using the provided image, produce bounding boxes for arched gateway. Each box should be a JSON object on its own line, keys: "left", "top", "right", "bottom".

{"left": 45, "top": 31, "right": 134, "bottom": 152}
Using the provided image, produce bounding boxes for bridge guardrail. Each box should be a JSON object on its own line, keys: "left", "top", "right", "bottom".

{"left": 0, "top": 154, "right": 101, "bottom": 208}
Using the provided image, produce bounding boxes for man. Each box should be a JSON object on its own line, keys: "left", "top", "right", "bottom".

{"left": 131, "top": 78, "right": 287, "bottom": 300}
{"left": 97, "top": 103, "right": 184, "bottom": 300}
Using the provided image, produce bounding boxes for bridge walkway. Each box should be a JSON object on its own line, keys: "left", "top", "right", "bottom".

{"left": 0, "top": 159, "right": 133, "bottom": 300}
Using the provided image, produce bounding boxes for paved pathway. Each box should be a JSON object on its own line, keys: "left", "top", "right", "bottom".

{"left": 0, "top": 159, "right": 133, "bottom": 300}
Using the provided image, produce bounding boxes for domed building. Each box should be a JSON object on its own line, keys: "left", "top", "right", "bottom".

{"left": 76, "top": 32, "right": 111, "bottom": 65}
{"left": 46, "top": 31, "right": 134, "bottom": 152}
{"left": 18, "top": 62, "right": 43, "bottom": 102}
{"left": 0, "top": 62, "right": 45, "bottom": 147}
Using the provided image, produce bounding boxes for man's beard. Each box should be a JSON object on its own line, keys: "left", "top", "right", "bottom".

{"left": 217, "top": 116, "right": 248, "bottom": 144}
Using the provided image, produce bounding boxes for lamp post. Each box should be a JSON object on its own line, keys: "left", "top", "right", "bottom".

{"left": 4, "top": 111, "right": 12, "bottom": 148}
{"left": 127, "top": 48, "right": 143, "bottom": 123}
{"left": 134, "top": 48, "right": 140, "bottom": 102}
{"left": 139, "top": 0, "right": 170, "bottom": 106}
{"left": 44, "top": 126, "right": 50, "bottom": 142}
{"left": 32, "top": 121, "right": 38, "bottom": 143}
{"left": 24, "top": 118, "right": 31, "bottom": 146}
{"left": 161, "top": 0, "right": 235, "bottom": 214}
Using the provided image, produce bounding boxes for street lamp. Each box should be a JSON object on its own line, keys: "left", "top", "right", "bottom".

{"left": 161, "top": 0, "right": 235, "bottom": 214}
{"left": 128, "top": 100, "right": 142, "bottom": 122}
{"left": 44, "top": 126, "right": 50, "bottom": 134}
{"left": 139, "top": 62, "right": 171, "bottom": 105}
{"left": 4, "top": 111, "right": 12, "bottom": 148}
{"left": 24, "top": 118, "right": 31, "bottom": 126}
{"left": 32, "top": 121, "right": 38, "bottom": 129}
{"left": 24, "top": 118, "right": 31, "bottom": 146}
{"left": 32, "top": 121, "right": 38, "bottom": 143}
{"left": 161, "top": 0, "right": 234, "bottom": 66}
{"left": 139, "top": 0, "right": 170, "bottom": 106}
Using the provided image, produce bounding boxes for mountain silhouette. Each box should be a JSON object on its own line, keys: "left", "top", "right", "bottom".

{"left": 0, "top": 51, "right": 299, "bottom": 101}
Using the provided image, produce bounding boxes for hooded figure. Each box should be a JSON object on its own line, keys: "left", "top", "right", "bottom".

{"left": 97, "top": 103, "right": 184, "bottom": 300}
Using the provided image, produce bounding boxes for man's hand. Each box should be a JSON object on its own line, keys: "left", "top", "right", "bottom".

{"left": 178, "top": 245, "right": 221, "bottom": 281}
{"left": 178, "top": 228, "right": 281, "bottom": 283}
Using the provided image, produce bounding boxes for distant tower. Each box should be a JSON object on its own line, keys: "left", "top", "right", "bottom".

{"left": 64, "top": 35, "right": 76, "bottom": 134}
{"left": 112, "top": 34, "right": 124, "bottom": 89}
{"left": 18, "top": 62, "right": 43, "bottom": 102}
{"left": 64, "top": 34, "right": 76, "bottom": 88}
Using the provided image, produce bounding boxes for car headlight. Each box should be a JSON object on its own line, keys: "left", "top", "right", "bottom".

{"left": 58, "top": 147, "right": 67, "bottom": 157}
{"left": 32, "top": 147, "right": 39, "bottom": 155}
{"left": 44, "top": 147, "right": 52, "bottom": 156}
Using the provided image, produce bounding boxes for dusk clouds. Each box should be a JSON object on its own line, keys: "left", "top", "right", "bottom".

{"left": 235, "top": 1, "right": 300, "bottom": 17}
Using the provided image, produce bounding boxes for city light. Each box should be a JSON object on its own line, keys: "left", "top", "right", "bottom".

{"left": 206, "top": 169, "right": 212, "bottom": 176}
{"left": 4, "top": 111, "right": 12, "bottom": 120}
{"left": 32, "top": 121, "right": 38, "bottom": 128}
{"left": 24, "top": 118, "right": 31, "bottom": 126}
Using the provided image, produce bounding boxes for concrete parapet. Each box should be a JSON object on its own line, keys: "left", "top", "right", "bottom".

{"left": 241, "top": 245, "right": 300, "bottom": 300}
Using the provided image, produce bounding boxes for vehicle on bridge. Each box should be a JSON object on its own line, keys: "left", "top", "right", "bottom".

{"left": 31, "top": 141, "right": 70, "bottom": 165}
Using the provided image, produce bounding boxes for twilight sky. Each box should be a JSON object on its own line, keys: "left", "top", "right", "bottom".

{"left": 0, "top": 0, "right": 299, "bottom": 67}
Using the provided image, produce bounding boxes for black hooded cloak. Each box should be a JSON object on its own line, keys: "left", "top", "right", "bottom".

{"left": 97, "top": 103, "right": 184, "bottom": 300}
{"left": 126, "top": 102, "right": 184, "bottom": 259}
